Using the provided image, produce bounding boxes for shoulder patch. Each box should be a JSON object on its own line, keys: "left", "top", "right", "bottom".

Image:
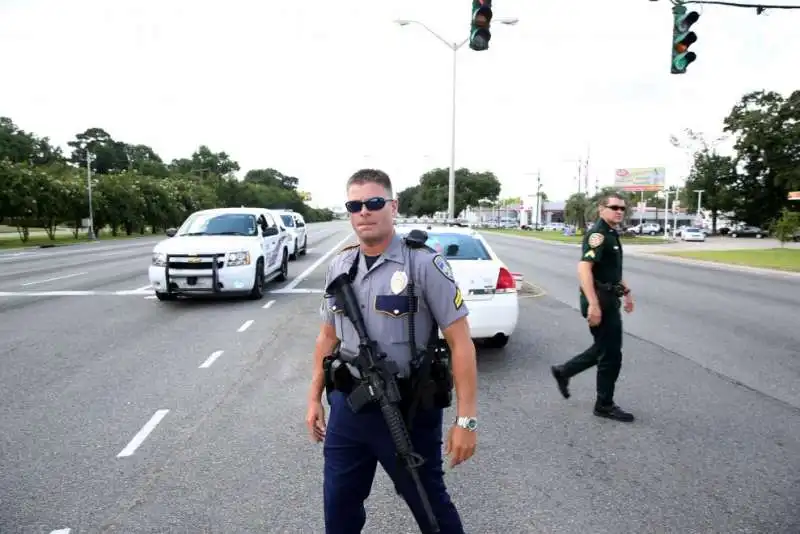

{"left": 453, "top": 286, "right": 464, "bottom": 310}
{"left": 588, "top": 233, "right": 604, "bottom": 248}
{"left": 338, "top": 242, "right": 359, "bottom": 254}
{"left": 432, "top": 254, "right": 455, "bottom": 282}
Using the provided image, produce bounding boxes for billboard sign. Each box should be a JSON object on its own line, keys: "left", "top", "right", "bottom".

{"left": 614, "top": 167, "right": 666, "bottom": 192}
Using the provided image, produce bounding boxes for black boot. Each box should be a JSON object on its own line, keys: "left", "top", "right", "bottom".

{"left": 551, "top": 366, "right": 570, "bottom": 399}
{"left": 593, "top": 403, "right": 634, "bottom": 422}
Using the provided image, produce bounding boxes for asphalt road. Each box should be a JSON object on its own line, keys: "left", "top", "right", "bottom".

{"left": 1, "top": 222, "right": 798, "bottom": 533}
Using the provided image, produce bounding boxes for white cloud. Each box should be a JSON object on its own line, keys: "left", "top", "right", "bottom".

{"left": 1, "top": 0, "right": 798, "bottom": 209}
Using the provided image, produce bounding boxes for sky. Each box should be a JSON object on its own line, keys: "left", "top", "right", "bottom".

{"left": 1, "top": 0, "right": 798, "bottom": 210}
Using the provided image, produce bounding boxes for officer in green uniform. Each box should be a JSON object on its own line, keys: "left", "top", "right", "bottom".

{"left": 550, "top": 193, "right": 635, "bottom": 422}
{"left": 304, "top": 169, "right": 478, "bottom": 533}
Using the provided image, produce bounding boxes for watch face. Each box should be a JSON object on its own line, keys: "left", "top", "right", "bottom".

{"left": 466, "top": 418, "right": 477, "bottom": 430}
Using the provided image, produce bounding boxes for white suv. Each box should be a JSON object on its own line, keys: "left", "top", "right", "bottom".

{"left": 149, "top": 207, "right": 291, "bottom": 301}
{"left": 275, "top": 210, "right": 308, "bottom": 260}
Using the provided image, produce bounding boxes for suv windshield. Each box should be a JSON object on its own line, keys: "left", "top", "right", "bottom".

{"left": 280, "top": 215, "right": 295, "bottom": 227}
{"left": 423, "top": 232, "right": 491, "bottom": 260}
{"left": 179, "top": 213, "right": 258, "bottom": 237}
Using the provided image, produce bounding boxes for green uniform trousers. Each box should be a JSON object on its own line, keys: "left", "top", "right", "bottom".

{"left": 562, "top": 288, "right": 623, "bottom": 407}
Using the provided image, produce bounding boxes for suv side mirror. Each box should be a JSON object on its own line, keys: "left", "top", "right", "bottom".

{"left": 165, "top": 228, "right": 177, "bottom": 237}
{"left": 262, "top": 226, "right": 279, "bottom": 237}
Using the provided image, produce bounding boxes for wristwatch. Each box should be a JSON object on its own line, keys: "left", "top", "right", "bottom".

{"left": 455, "top": 416, "right": 478, "bottom": 431}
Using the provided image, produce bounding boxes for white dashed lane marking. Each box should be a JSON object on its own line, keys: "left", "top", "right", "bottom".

{"left": 237, "top": 319, "right": 254, "bottom": 333}
{"left": 20, "top": 272, "right": 88, "bottom": 286}
{"left": 116, "top": 409, "right": 170, "bottom": 458}
{"left": 262, "top": 299, "right": 275, "bottom": 309}
{"left": 199, "top": 350, "right": 224, "bottom": 369}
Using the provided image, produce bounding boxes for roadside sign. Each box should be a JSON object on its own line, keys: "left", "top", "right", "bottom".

{"left": 789, "top": 191, "right": 800, "bottom": 201}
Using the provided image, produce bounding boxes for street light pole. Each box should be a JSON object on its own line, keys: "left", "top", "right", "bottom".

{"left": 86, "top": 150, "right": 95, "bottom": 240}
{"left": 394, "top": 17, "right": 519, "bottom": 220}
{"left": 535, "top": 171, "right": 542, "bottom": 228}
{"left": 694, "top": 189, "right": 705, "bottom": 216}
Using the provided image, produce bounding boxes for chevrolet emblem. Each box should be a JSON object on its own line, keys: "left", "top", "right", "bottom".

{"left": 188, "top": 257, "right": 202, "bottom": 263}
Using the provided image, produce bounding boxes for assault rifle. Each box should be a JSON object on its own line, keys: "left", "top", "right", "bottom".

{"left": 325, "top": 271, "right": 440, "bottom": 533}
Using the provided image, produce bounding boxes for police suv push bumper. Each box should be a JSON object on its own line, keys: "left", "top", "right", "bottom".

{"left": 149, "top": 251, "right": 255, "bottom": 295}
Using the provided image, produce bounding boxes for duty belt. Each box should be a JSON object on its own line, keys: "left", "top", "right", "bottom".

{"left": 595, "top": 280, "right": 624, "bottom": 296}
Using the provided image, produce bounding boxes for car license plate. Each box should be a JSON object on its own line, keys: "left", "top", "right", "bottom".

{"left": 180, "top": 277, "right": 212, "bottom": 289}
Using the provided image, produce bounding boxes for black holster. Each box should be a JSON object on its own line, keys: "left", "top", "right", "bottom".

{"left": 323, "top": 353, "right": 356, "bottom": 395}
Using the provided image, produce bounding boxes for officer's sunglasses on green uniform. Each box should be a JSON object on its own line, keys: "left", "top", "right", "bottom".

{"left": 345, "top": 196, "right": 392, "bottom": 213}
{"left": 605, "top": 204, "right": 626, "bottom": 212}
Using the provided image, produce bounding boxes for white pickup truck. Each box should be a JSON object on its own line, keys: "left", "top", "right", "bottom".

{"left": 148, "top": 207, "right": 292, "bottom": 301}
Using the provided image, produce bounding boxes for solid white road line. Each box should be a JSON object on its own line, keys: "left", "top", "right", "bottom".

{"left": 237, "top": 319, "right": 254, "bottom": 332}
{"left": 199, "top": 350, "right": 224, "bottom": 369}
{"left": 116, "top": 409, "right": 170, "bottom": 458}
{"left": 0, "top": 290, "right": 98, "bottom": 297}
{"left": 283, "top": 233, "right": 353, "bottom": 291}
{"left": 49, "top": 529, "right": 71, "bottom": 534}
{"left": 262, "top": 299, "right": 275, "bottom": 309}
{"left": 21, "top": 272, "right": 88, "bottom": 286}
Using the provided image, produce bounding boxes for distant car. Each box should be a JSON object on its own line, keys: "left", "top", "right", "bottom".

{"left": 729, "top": 225, "right": 766, "bottom": 238}
{"left": 274, "top": 210, "right": 308, "bottom": 260}
{"left": 149, "top": 207, "right": 291, "bottom": 301}
{"left": 680, "top": 227, "right": 706, "bottom": 242}
{"left": 395, "top": 224, "right": 519, "bottom": 349}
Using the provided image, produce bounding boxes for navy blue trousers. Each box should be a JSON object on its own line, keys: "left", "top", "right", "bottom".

{"left": 323, "top": 390, "right": 465, "bottom": 534}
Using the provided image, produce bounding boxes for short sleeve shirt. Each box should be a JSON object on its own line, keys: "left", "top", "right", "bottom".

{"left": 320, "top": 232, "right": 469, "bottom": 377}
{"left": 580, "top": 219, "right": 623, "bottom": 284}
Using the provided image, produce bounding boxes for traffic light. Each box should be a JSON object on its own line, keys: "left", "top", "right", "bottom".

{"left": 469, "top": 0, "right": 493, "bottom": 51}
{"left": 671, "top": 4, "right": 699, "bottom": 74}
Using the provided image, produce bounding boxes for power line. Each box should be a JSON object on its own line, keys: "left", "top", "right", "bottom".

{"left": 674, "top": 0, "right": 800, "bottom": 14}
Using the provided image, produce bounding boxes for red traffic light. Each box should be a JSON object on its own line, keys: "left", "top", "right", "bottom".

{"left": 674, "top": 31, "right": 697, "bottom": 53}
{"left": 472, "top": 0, "right": 493, "bottom": 28}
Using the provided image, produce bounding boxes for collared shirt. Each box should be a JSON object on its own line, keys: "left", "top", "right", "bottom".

{"left": 580, "top": 218, "right": 623, "bottom": 284}
{"left": 320, "top": 232, "right": 469, "bottom": 377}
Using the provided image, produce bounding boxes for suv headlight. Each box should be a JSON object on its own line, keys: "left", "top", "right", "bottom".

{"left": 227, "top": 251, "right": 250, "bottom": 267}
{"left": 152, "top": 252, "right": 166, "bottom": 266}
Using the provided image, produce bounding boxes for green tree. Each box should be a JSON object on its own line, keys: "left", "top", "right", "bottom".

{"left": 772, "top": 208, "right": 800, "bottom": 246}
{"left": 397, "top": 167, "right": 502, "bottom": 217}
{"left": 0, "top": 117, "right": 334, "bottom": 245}
{"left": 564, "top": 192, "right": 590, "bottom": 229}
{"left": 722, "top": 90, "right": 800, "bottom": 227}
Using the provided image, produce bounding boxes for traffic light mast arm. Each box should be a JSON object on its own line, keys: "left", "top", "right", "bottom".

{"left": 673, "top": 0, "right": 800, "bottom": 14}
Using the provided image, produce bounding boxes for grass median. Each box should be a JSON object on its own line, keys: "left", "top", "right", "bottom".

{"left": 482, "top": 228, "right": 665, "bottom": 245}
{"left": 658, "top": 248, "right": 800, "bottom": 272}
{"left": 0, "top": 225, "right": 157, "bottom": 249}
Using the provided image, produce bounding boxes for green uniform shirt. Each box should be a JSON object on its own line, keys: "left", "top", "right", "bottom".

{"left": 580, "top": 218, "right": 623, "bottom": 284}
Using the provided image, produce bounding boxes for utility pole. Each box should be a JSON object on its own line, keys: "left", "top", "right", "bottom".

{"left": 694, "top": 189, "right": 705, "bottom": 215}
{"left": 86, "top": 150, "right": 96, "bottom": 240}
{"left": 535, "top": 170, "right": 542, "bottom": 228}
{"left": 584, "top": 144, "right": 590, "bottom": 195}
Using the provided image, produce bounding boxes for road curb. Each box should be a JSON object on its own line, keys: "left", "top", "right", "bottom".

{"left": 630, "top": 251, "right": 800, "bottom": 279}
{"left": 481, "top": 230, "right": 800, "bottom": 279}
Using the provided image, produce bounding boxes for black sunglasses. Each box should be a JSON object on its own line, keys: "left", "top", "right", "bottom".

{"left": 345, "top": 197, "right": 392, "bottom": 213}
{"left": 606, "top": 205, "right": 626, "bottom": 212}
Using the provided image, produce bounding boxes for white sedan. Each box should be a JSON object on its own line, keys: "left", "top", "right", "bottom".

{"left": 681, "top": 227, "right": 706, "bottom": 242}
{"left": 396, "top": 225, "right": 519, "bottom": 349}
